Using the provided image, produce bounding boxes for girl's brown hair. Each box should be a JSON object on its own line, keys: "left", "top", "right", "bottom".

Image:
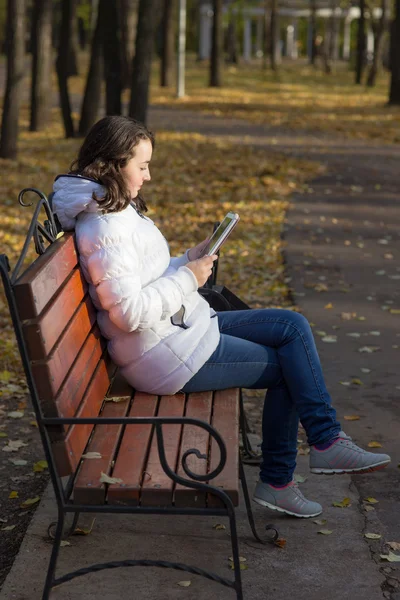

{"left": 70, "top": 116, "right": 155, "bottom": 214}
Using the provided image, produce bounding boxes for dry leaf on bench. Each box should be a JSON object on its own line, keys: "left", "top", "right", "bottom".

{"left": 82, "top": 452, "right": 102, "bottom": 459}
{"left": 213, "top": 523, "right": 226, "bottom": 530}
{"left": 99, "top": 472, "right": 123, "bottom": 484}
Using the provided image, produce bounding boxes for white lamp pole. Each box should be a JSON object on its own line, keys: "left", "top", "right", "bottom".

{"left": 177, "top": 0, "right": 187, "bottom": 98}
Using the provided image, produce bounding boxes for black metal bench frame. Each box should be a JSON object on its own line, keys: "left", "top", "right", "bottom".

{"left": 0, "top": 189, "right": 278, "bottom": 600}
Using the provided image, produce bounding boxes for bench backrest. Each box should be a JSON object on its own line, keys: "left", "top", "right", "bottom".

{"left": 14, "top": 233, "right": 114, "bottom": 477}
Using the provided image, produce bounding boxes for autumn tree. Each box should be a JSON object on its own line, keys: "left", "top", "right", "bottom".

{"left": 209, "top": 0, "right": 223, "bottom": 86}
{"left": 389, "top": 0, "right": 400, "bottom": 103}
{"left": 79, "top": 0, "right": 104, "bottom": 136}
{"left": 56, "top": 0, "right": 76, "bottom": 137}
{"left": 101, "top": 0, "right": 122, "bottom": 115}
{"left": 309, "top": 0, "right": 317, "bottom": 65}
{"left": 129, "top": 0, "right": 160, "bottom": 124}
{"left": 30, "top": 0, "right": 53, "bottom": 131}
{"left": 160, "top": 0, "right": 176, "bottom": 87}
{"left": 355, "top": 0, "right": 366, "bottom": 84}
{"left": 270, "top": 0, "right": 280, "bottom": 71}
{"left": 118, "top": 0, "right": 138, "bottom": 89}
{"left": 0, "top": 0, "right": 26, "bottom": 159}
{"left": 367, "top": 0, "right": 389, "bottom": 87}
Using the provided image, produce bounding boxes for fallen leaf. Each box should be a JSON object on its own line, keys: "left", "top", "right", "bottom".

{"left": 177, "top": 581, "right": 191, "bottom": 587}
{"left": 347, "top": 333, "right": 361, "bottom": 338}
{"left": 33, "top": 460, "right": 48, "bottom": 472}
{"left": 73, "top": 518, "right": 95, "bottom": 536}
{"left": 213, "top": 523, "right": 226, "bottom": 530}
{"left": 2, "top": 439, "right": 28, "bottom": 452}
{"left": 360, "top": 368, "right": 371, "bottom": 373}
{"left": 365, "top": 533, "right": 382, "bottom": 540}
{"left": 60, "top": 540, "right": 71, "bottom": 547}
{"left": 9, "top": 459, "right": 27, "bottom": 466}
{"left": 364, "top": 505, "right": 375, "bottom": 512}
{"left": 388, "top": 542, "right": 400, "bottom": 551}
{"left": 341, "top": 312, "right": 356, "bottom": 320}
{"left": 369, "top": 331, "right": 381, "bottom": 336}
{"left": 294, "top": 474, "right": 307, "bottom": 483}
{"left": 229, "top": 563, "right": 248, "bottom": 570}
{"left": 368, "top": 441, "right": 382, "bottom": 448}
{"left": 380, "top": 552, "right": 400, "bottom": 562}
{"left": 313, "top": 519, "right": 327, "bottom": 525}
{"left": 9, "top": 491, "right": 18, "bottom": 499}
{"left": 358, "top": 346, "right": 380, "bottom": 353}
{"left": 344, "top": 415, "right": 360, "bottom": 421}
{"left": 274, "top": 537, "right": 287, "bottom": 548}
{"left": 318, "top": 529, "right": 333, "bottom": 535}
{"left": 1, "top": 525, "right": 16, "bottom": 531}
{"left": 0, "top": 432, "right": 8, "bottom": 438}
{"left": 0, "top": 371, "right": 11, "bottom": 382}
{"left": 364, "top": 497, "right": 379, "bottom": 504}
{"left": 105, "top": 396, "right": 127, "bottom": 403}
{"left": 324, "top": 303, "right": 333, "bottom": 309}
{"left": 332, "top": 497, "right": 351, "bottom": 508}
{"left": 229, "top": 556, "right": 247, "bottom": 563}
{"left": 7, "top": 411, "right": 24, "bottom": 419}
{"left": 390, "top": 309, "right": 400, "bottom": 315}
{"left": 99, "top": 472, "right": 123, "bottom": 484}
{"left": 351, "top": 378, "right": 363, "bottom": 385}
{"left": 20, "top": 497, "right": 40, "bottom": 509}
{"left": 321, "top": 335, "right": 337, "bottom": 343}
{"left": 340, "top": 381, "right": 351, "bottom": 386}
{"left": 82, "top": 452, "right": 102, "bottom": 459}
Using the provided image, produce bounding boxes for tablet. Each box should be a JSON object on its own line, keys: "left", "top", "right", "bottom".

{"left": 202, "top": 212, "right": 240, "bottom": 256}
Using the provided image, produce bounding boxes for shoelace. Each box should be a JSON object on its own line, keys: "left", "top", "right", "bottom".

{"left": 291, "top": 483, "right": 307, "bottom": 501}
{"left": 339, "top": 438, "right": 366, "bottom": 453}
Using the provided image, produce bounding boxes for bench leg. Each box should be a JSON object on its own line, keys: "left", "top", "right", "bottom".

{"left": 42, "top": 510, "right": 65, "bottom": 600}
{"left": 239, "top": 389, "right": 262, "bottom": 465}
{"left": 239, "top": 458, "right": 280, "bottom": 545}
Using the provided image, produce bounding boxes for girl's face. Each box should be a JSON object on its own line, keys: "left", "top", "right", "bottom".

{"left": 121, "top": 138, "right": 153, "bottom": 198}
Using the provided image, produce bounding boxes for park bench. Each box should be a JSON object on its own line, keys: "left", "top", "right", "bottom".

{"left": 0, "top": 189, "right": 277, "bottom": 600}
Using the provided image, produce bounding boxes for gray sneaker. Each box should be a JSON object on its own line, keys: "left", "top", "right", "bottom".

{"left": 253, "top": 480, "right": 322, "bottom": 518}
{"left": 310, "top": 431, "right": 391, "bottom": 474}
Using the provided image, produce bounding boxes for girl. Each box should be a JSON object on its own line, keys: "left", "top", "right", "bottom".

{"left": 52, "top": 116, "right": 390, "bottom": 518}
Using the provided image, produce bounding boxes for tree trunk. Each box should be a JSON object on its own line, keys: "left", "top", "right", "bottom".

{"left": 270, "top": 0, "right": 280, "bottom": 71}
{"left": 0, "top": 0, "right": 26, "bottom": 159}
{"left": 129, "top": 0, "right": 160, "bottom": 124}
{"left": 56, "top": 0, "right": 75, "bottom": 138}
{"left": 79, "top": 1, "right": 104, "bottom": 136}
{"left": 101, "top": 0, "right": 122, "bottom": 115}
{"left": 67, "top": 0, "right": 79, "bottom": 76}
{"left": 118, "top": 0, "right": 138, "bottom": 89}
{"left": 355, "top": 0, "right": 366, "bottom": 84}
{"left": 309, "top": 0, "right": 317, "bottom": 65}
{"left": 30, "top": 0, "right": 52, "bottom": 131}
{"left": 160, "top": 0, "right": 175, "bottom": 87}
{"left": 209, "top": 0, "right": 222, "bottom": 86}
{"left": 367, "top": 0, "right": 388, "bottom": 87}
{"left": 389, "top": 0, "right": 400, "bottom": 103}
{"left": 263, "top": 1, "right": 269, "bottom": 69}
{"left": 226, "top": 13, "right": 238, "bottom": 64}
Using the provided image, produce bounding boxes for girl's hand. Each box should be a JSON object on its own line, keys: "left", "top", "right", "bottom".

{"left": 187, "top": 238, "right": 211, "bottom": 262}
{"left": 186, "top": 255, "right": 218, "bottom": 287}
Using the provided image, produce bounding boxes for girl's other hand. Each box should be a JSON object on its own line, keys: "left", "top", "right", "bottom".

{"left": 186, "top": 255, "right": 218, "bottom": 287}
{"left": 187, "top": 238, "right": 211, "bottom": 261}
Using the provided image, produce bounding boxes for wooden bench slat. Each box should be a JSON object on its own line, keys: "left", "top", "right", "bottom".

{"left": 140, "top": 394, "right": 185, "bottom": 507}
{"left": 174, "top": 391, "right": 213, "bottom": 508}
{"left": 53, "top": 326, "right": 106, "bottom": 423}
{"left": 53, "top": 355, "right": 112, "bottom": 477}
{"left": 22, "top": 268, "right": 88, "bottom": 360}
{"left": 207, "top": 389, "right": 240, "bottom": 508}
{"left": 107, "top": 392, "right": 158, "bottom": 506}
{"left": 14, "top": 234, "right": 78, "bottom": 320}
{"left": 73, "top": 399, "right": 130, "bottom": 505}
{"left": 31, "top": 296, "right": 97, "bottom": 399}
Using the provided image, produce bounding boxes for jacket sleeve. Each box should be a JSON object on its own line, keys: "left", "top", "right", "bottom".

{"left": 85, "top": 241, "right": 198, "bottom": 333}
{"left": 169, "top": 250, "right": 190, "bottom": 270}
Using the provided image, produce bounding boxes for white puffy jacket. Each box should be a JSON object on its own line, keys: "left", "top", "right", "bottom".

{"left": 52, "top": 175, "right": 220, "bottom": 394}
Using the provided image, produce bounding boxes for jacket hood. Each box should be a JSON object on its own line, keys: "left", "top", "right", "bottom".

{"left": 52, "top": 174, "right": 105, "bottom": 231}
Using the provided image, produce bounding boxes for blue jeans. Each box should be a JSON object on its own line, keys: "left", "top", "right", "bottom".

{"left": 182, "top": 309, "right": 341, "bottom": 486}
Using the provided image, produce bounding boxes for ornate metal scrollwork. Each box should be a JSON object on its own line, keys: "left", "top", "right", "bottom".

{"left": 11, "top": 188, "right": 60, "bottom": 284}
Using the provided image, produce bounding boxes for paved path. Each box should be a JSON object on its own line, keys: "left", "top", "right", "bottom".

{"left": 1, "top": 105, "right": 399, "bottom": 600}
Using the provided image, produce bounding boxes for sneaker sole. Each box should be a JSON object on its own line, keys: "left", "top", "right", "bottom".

{"left": 252, "top": 496, "right": 322, "bottom": 518}
{"left": 310, "top": 460, "right": 390, "bottom": 475}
